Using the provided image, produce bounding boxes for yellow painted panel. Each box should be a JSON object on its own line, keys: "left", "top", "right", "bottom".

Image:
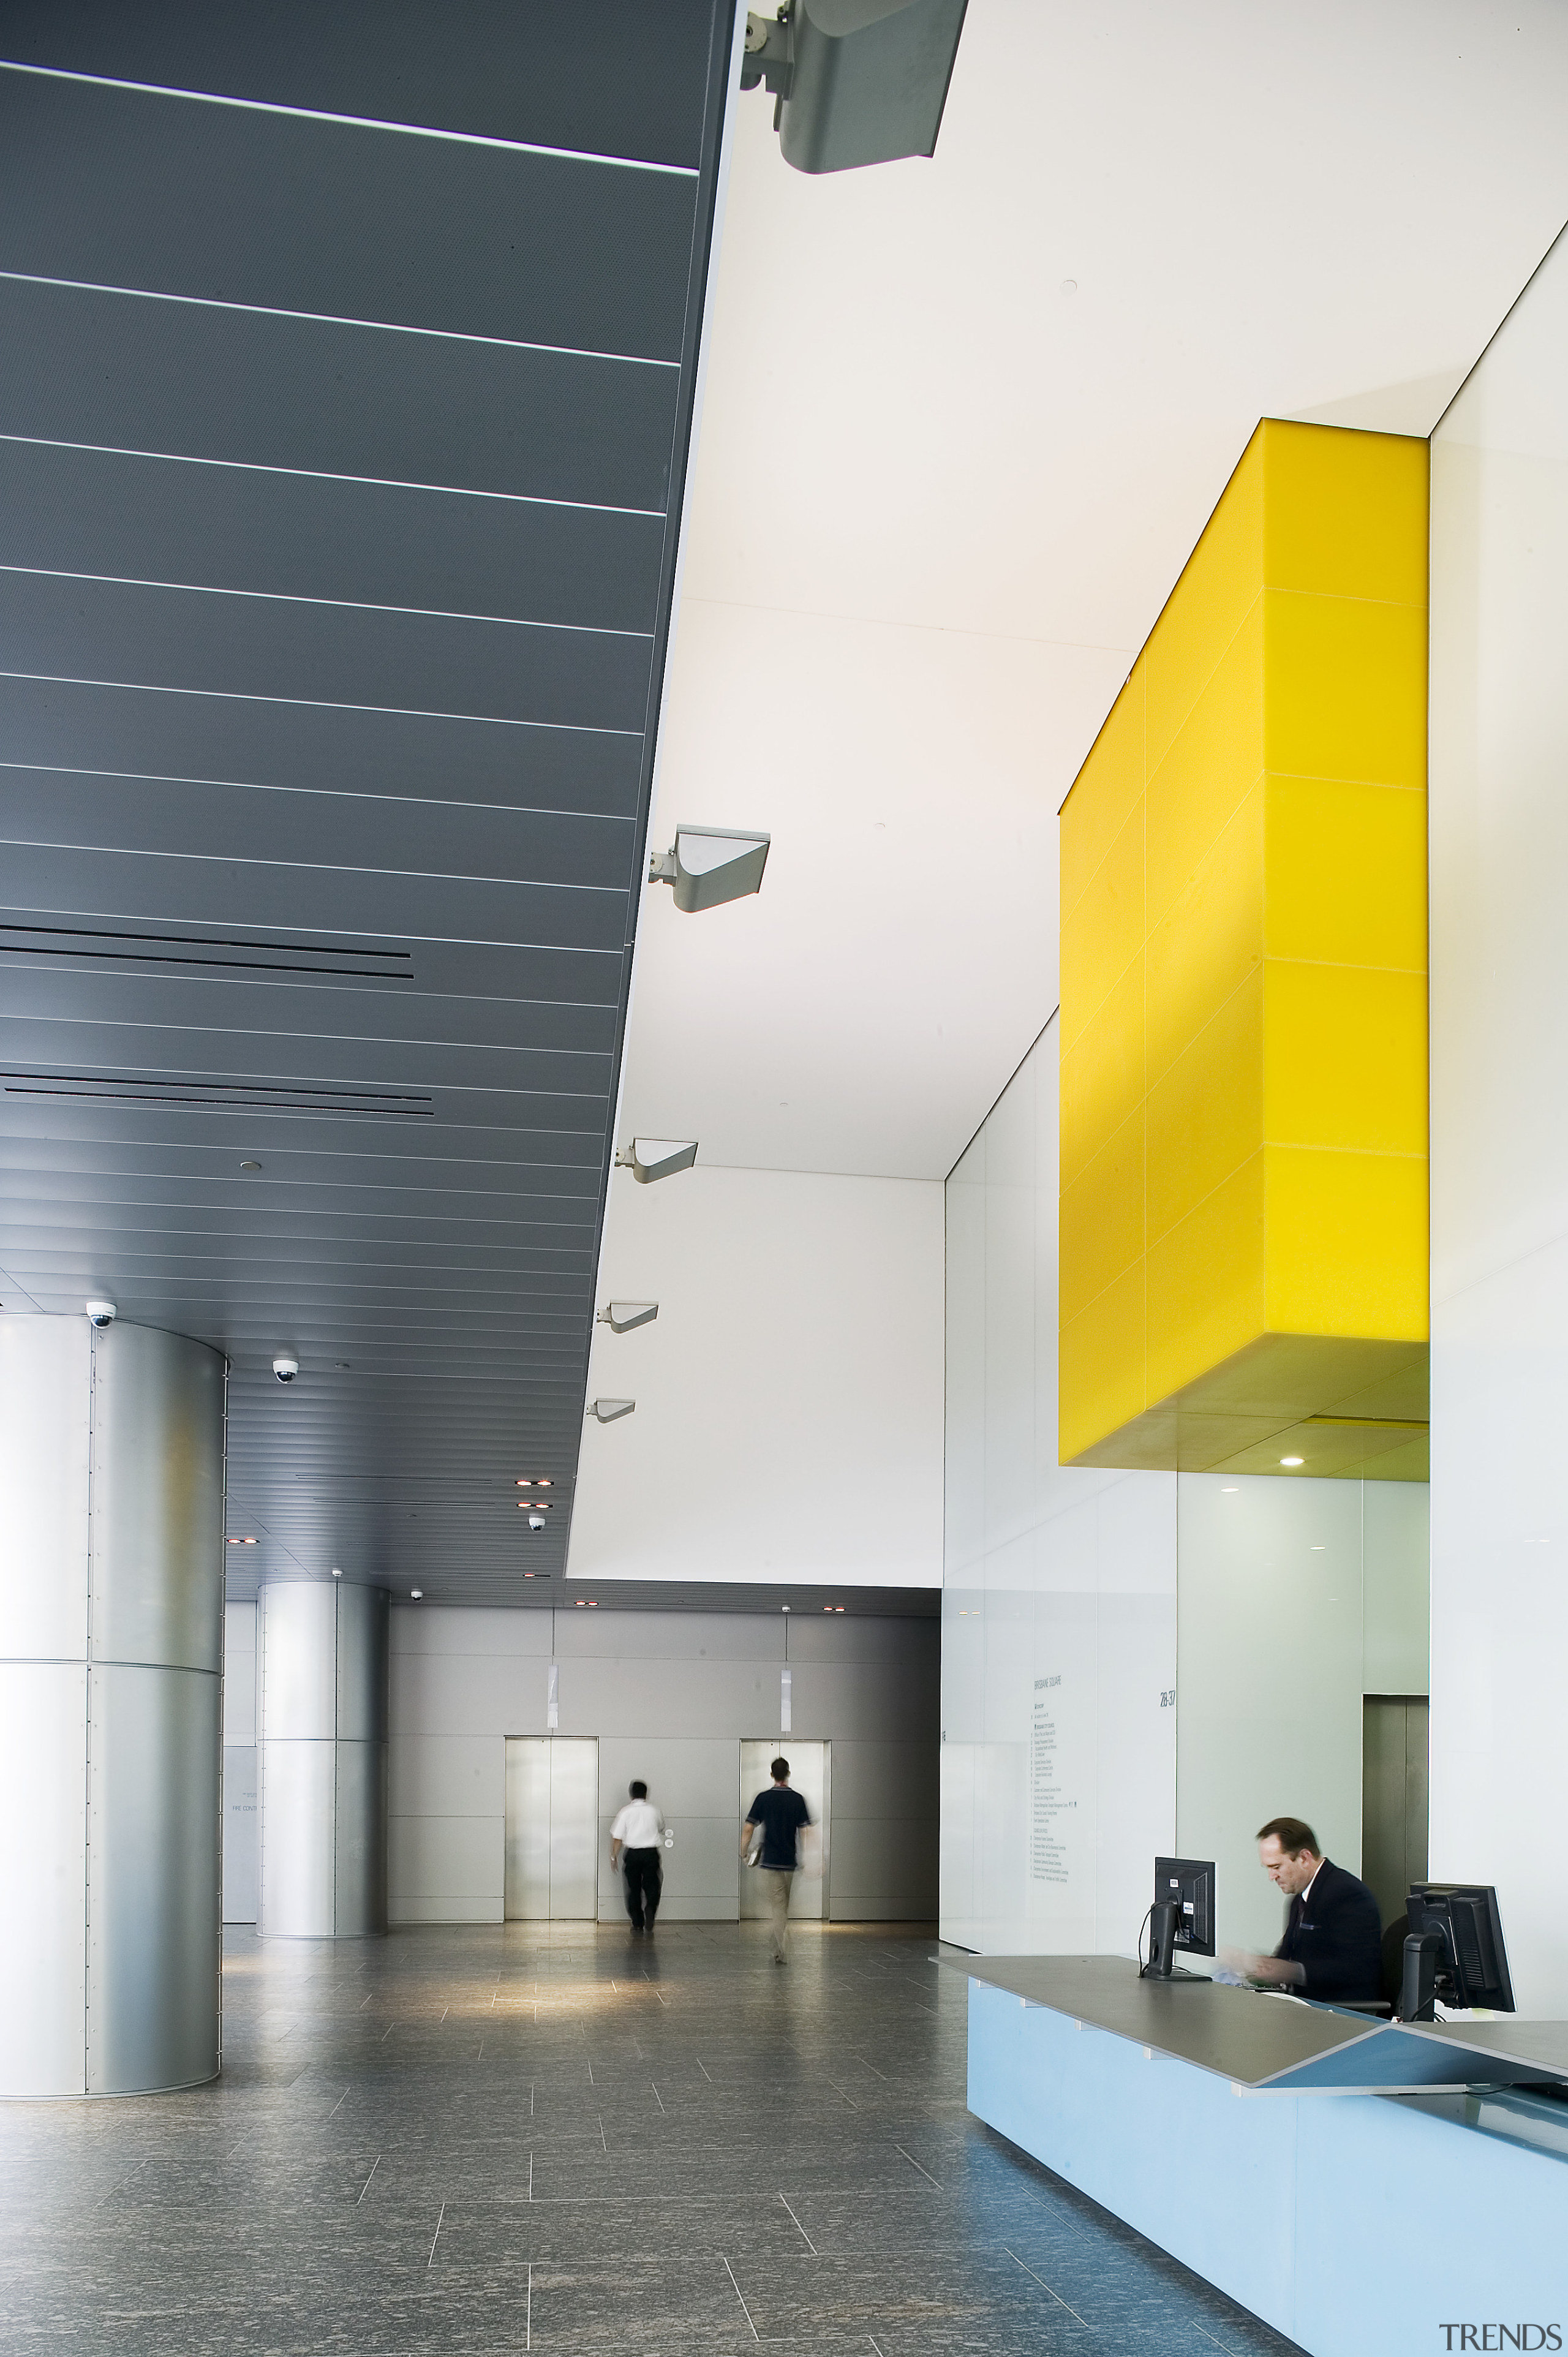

{"left": 1060, "top": 950, "right": 1144, "bottom": 1193}
{"left": 1264, "top": 1146, "right": 1428, "bottom": 1340}
{"left": 1261, "top": 421, "right": 1430, "bottom": 606}
{"left": 1264, "top": 775, "right": 1427, "bottom": 971}
{"left": 1146, "top": 598, "right": 1264, "bottom": 932}
{"left": 1059, "top": 793, "right": 1144, "bottom": 1055}
{"left": 1264, "top": 962, "right": 1427, "bottom": 1157}
{"left": 1058, "top": 1107, "right": 1144, "bottom": 1325}
{"left": 1061, "top": 660, "right": 1144, "bottom": 925}
{"left": 1145, "top": 431, "right": 1264, "bottom": 775}
{"left": 1058, "top": 1259, "right": 1146, "bottom": 1466}
{"left": 1145, "top": 1151, "right": 1266, "bottom": 1406}
{"left": 1263, "top": 590, "right": 1427, "bottom": 789}
{"left": 1147, "top": 778, "right": 1264, "bottom": 1092}
{"left": 1147, "top": 968, "right": 1265, "bottom": 1246}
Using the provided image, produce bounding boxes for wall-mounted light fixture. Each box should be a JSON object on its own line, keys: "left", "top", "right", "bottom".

{"left": 598, "top": 1300, "right": 658, "bottom": 1333}
{"left": 589, "top": 1398, "right": 635, "bottom": 1424}
{"left": 741, "top": 0, "right": 968, "bottom": 176}
{"left": 616, "top": 1138, "right": 696, "bottom": 1184}
{"left": 649, "top": 824, "right": 769, "bottom": 913}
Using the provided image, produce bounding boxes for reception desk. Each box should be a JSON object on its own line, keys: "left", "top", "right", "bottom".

{"left": 963, "top": 1956, "right": 1568, "bottom": 2356}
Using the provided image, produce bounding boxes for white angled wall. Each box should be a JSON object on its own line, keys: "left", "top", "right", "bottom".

{"left": 568, "top": 1163, "right": 943, "bottom": 1589}
{"left": 389, "top": 1604, "right": 937, "bottom": 1926}
{"left": 941, "top": 1016, "right": 1431, "bottom": 1961}
{"left": 1430, "top": 226, "right": 1568, "bottom": 2016}
{"left": 941, "top": 1018, "right": 1178, "bottom": 1956}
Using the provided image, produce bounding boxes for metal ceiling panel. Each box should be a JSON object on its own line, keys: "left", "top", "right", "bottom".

{"left": 0, "top": 1, "right": 722, "bottom": 166}
{"left": 2, "top": 75, "right": 701, "bottom": 357}
{"left": 0, "top": 281, "right": 682, "bottom": 513}
{"left": 0, "top": 440, "right": 668, "bottom": 633}
{"left": 0, "top": 6, "right": 738, "bottom": 1601}
{"left": 0, "top": 675, "right": 647, "bottom": 815}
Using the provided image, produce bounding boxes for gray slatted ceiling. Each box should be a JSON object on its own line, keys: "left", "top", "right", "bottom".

{"left": 0, "top": 3, "right": 736, "bottom": 1603}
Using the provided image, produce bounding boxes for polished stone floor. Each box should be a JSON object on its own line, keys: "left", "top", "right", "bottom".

{"left": 0, "top": 1922, "right": 1306, "bottom": 2356}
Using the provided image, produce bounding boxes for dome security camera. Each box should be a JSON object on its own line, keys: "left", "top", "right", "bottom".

{"left": 85, "top": 1300, "right": 117, "bottom": 1328}
{"left": 273, "top": 1356, "right": 300, "bottom": 1384}
{"left": 527, "top": 1513, "right": 546, "bottom": 1532}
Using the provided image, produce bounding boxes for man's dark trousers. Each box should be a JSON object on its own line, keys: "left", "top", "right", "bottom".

{"left": 622, "top": 1846, "right": 662, "bottom": 1929}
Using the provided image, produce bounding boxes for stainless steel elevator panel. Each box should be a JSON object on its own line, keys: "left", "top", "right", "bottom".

{"left": 740, "top": 1740, "right": 830, "bottom": 1920}
{"left": 504, "top": 1738, "right": 598, "bottom": 1918}
{"left": 1362, "top": 1695, "right": 1430, "bottom": 1929}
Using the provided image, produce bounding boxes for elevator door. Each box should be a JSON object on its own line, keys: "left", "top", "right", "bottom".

{"left": 739, "top": 1740, "right": 829, "bottom": 1921}
{"left": 1362, "top": 1696, "right": 1429, "bottom": 1930}
{"left": 504, "top": 1737, "right": 598, "bottom": 1919}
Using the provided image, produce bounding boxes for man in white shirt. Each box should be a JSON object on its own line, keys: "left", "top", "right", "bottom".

{"left": 609, "top": 1779, "right": 666, "bottom": 1933}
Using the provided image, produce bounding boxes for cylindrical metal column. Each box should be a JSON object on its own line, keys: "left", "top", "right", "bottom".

{"left": 0, "top": 1316, "right": 225, "bottom": 2099}
{"left": 258, "top": 1581, "right": 388, "bottom": 1936}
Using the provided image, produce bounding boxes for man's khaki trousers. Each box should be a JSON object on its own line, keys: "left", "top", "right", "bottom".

{"left": 763, "top": 1868, "right": 794, "bottom": 1959}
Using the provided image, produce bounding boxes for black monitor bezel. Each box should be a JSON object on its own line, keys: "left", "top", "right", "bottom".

{"left": 1406, "top": 1882, "right": 1516, "bottom": 2014}
{"left": 1154, "top": 1855, "right": 1216, "bottom": 1959}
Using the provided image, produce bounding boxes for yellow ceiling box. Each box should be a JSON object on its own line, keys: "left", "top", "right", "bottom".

{"left": 1058, "top": 419, "right": 1429, "bottom": 1482}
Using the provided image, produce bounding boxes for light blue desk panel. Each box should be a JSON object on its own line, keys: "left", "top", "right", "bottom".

{"left": 968, "top": 1980, "right": 1567, "bottom": 2356}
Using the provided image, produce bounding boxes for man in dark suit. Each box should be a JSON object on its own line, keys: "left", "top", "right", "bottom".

{"left": 1219, "top": 1817, "right": 1383, "bottom": 2004}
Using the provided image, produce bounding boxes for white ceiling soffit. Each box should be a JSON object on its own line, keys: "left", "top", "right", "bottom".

{"left": 623, "top": 0, "right": 1568, "bottom": 1186}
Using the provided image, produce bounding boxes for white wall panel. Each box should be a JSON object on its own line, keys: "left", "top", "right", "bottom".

{"left": 1175, "top": 1476, "right": 1365, "bottom": 1959}
{"left": 944, "top": 1017, "right": 1430, "bottom": 1961}
{"left": 941, "top": 1020, "right": 1178, "bottom": 1955}
{"left": 392, "top": 1648, "right": 551, "bottom": 1739}
{"left": 569, "top": 1163, "right": 943, "bottom": 1589}
{"left": 393, "top": 1607, "right": 554, "bottom": 1659}
{"left": 555, "top": 1611, "right": 784, "bottom": 1664}
{"left": 1363, "top": 1485, "right": 1431, "bottom": 1696}
{"left": 390, "top": 1815, "right": 503, "bottom": 1919}
{"left": 1430, "top": 235, "right": 1568, "bottom": 2014}
{"left": 390, "top": 1735, "right": 503, "bottom": 1819}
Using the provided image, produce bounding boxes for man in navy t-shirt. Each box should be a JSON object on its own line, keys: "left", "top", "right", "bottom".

{"left": 742, "top": 1757, "right": 812, "bottom": 1964}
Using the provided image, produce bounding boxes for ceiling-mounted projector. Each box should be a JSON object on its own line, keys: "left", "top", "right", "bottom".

{"left": 741, "top": 0, "right": 968, "bottom": 175}
{"left": 649, "top": 824, "right": 770, "bottom": 913}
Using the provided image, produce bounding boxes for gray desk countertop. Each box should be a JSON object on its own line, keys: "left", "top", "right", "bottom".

{"left": 948, "top": 1952, "right": 1380, "bottom": 2086}
{"left": 949, "top": 1952, "right": 1568, "bottom": 2093}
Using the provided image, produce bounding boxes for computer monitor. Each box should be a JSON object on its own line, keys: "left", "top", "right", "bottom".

{"left": 1402, "top": 1884, "right": 1515, "bottom": 2018}
{"left": 1145, "top": 1857, "right": 1215, "bottom": 1978}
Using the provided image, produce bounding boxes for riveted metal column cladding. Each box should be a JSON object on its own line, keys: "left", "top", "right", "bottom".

{"left": 258, "top": 1581, "right": 388, "bottom": 1937}
{"left": 1059, "top": 421, "right": 1430, "bottom": 1482}
{"left": 0, "top": 1317, "right": 225, "bottom": 2099}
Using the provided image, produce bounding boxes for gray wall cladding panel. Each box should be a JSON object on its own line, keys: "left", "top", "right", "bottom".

{"left": 0, "top": 440, "right": 668, "bottom": 633}
{"left": 0, "top": 843, "right": 630, "bottom": 954}
{"left": 0, "top": 576, "right": 655, "bottom": 734}
{"left": 0, "top": 1, "right": 733, "bottom": 1602}
{"left": 0, "top": 767, "right": 639, "bottom": 888}
{"left": 1, "top": 0, "right": 722, "bottom": 168}
{"left": 1, "top": 77, "right": 700, "bottom": 359}
{"left": 0, "top": 281, "right": 680, "bottom": 513}
{"left": 0, "top": 676, "right": 648, "bottom": 816}
{"left": 0, "top": 971, "right": 622, "bottom": 1057}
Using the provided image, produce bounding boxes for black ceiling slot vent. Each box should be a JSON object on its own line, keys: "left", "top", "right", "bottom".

{"left": 0, "top": 922, "right": 415, "bottom": 984}
{"left": 0, "top": 1072, "right": 435, "bottom": 1118}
